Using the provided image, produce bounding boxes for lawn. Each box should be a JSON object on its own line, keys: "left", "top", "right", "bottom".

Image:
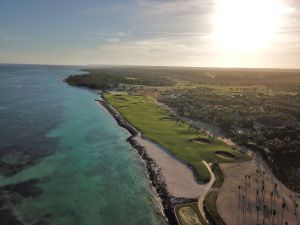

{"left": 105, "top": 93, "right": 250, "bottom": 182}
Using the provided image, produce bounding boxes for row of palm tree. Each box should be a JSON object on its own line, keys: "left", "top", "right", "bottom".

{"left": 236, "top": 168, "right": 298, "bottom": 225}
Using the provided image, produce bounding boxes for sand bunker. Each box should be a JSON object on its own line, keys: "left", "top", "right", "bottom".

{"left": 215, "top": 151, "right": 236, "bottom": 160}
{"left": 191, "top": 137, "right": 211, "bottom": 144}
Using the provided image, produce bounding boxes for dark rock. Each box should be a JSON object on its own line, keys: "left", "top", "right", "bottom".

{"left": 0, "top": 144, "right": 54, "bottom": 177}
{"left": 0, "top": 208, "right": 23, "bottom": 225}
{"left": 2, "top": 179, "right": 42, "bottom": 199}
{"left": 33, "top": 221, "right": 51, "bottom": 225}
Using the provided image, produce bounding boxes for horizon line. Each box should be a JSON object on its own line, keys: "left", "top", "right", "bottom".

{"left": 1, "top": 62, "right": 300, "bottom": 71}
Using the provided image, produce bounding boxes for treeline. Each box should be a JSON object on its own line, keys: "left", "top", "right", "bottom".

{"left": 65, "top": 73, "right": 122, "bottom": 89}
{"left": 65, "top": 67, "right": 174, "bottom": 89}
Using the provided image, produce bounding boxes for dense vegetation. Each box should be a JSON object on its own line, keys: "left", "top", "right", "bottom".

{"left": 65, "top": 66, "right": 300, "bottom": 192}
{"left": 65, "top": 67, "right": 174, "bottom": 89}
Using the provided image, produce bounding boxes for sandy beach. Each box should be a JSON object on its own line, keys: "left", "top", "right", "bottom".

{"left": 134, "top": 134, "right": 209, "bottom": 199}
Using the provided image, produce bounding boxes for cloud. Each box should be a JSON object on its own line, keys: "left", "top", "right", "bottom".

{"left": 0, "top": 32, "right": 27, "bottom": 43}
{"left": 74, "top": 32, "right": 218, "bottom": 67}
{"left": 85, "top": 32, "right": 126, "bottom": 37}
{"left": 1, "top": 0, "right": 300, "bottom": 68}
{"left": 106, "top": 38, "right": 121, "bottom": 43}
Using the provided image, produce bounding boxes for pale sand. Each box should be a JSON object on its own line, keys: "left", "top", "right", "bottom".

{"left": 134, "top": 134, "right": 208, "bottom": 198}
{"left": 217, "top": 154, "right": 300, "bottom": 225}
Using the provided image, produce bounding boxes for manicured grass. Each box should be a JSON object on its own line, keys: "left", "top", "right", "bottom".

{"left": 175, "top": 202, "right": 207, "bottom": 225}
{"left": 203, "top": 191, "right": 226, "bottom": 225}
{"left": 105, "top": 93, "right": 250, "bottom": 182}
{"left": 211, "top": 163, "right": 224, "bottom": 189}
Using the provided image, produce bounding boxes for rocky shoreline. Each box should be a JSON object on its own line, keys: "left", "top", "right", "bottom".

{"left": 96, "top": 97, "right": 195, "bottom": 225}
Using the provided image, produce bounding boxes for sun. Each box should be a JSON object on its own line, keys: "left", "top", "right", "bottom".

{"left": 213, "top": 0, "right": 288, "bottom": 53}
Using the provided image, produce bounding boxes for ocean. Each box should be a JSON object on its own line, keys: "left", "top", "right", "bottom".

{"left": 0, "top": 64, "right": 166, "bottom": 225}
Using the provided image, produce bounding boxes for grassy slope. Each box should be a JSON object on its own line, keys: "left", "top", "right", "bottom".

{"left": 106, "top": 93, "right": 249, "bottom": 182}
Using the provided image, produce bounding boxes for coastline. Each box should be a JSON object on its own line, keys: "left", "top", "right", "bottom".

{"left": 96, "top": 97, "right": 182, "bottom": 225}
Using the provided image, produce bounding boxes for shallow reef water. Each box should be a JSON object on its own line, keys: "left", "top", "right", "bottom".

{"left": 0, "top": 65, "right": 166, "bottom": 225}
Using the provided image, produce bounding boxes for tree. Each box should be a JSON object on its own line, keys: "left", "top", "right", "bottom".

{"left": 256, "top": 189, "right": 259, "bottom": 210}
{"left": 238, "top": 185, "right": 241, "bottom": 225}
{"left": 281, "top": 202, "right": 286, "bottom": 225}
{"left": 243, "top": 195, "right": 245, "bottom": 225}
{"left": 248, "top": 175, "right": 251, "bottom": 209}
{"left": 270, "top": 191, "right": 274, "bottom": 215}
{"left": 272, "top": 209, "right": 277, "bottom": 225}
{"left": 262, "top": 181, "right": 265, "bottom": 207}
{"left": 263, "top": 204, "right": 267, "bottom": 225}
{"left": 256, "top": 205, "right": 260, "bottom": 225}
{"left": 274, "top": 182, "right": 278, "bottom": 196}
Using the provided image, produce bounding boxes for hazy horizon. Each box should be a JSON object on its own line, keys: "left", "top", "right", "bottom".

{"left": 1, "top": 0, "right": 300, "bottom": 69}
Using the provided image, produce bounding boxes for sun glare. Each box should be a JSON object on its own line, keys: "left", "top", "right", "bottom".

{"left": 214, "top": 0, "right": 289, "bottom": 53}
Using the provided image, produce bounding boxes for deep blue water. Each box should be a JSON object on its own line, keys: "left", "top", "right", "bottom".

{"left": 0, "top": 64, "right": 166, "bottom": 225}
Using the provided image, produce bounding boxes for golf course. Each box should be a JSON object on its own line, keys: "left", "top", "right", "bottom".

{"left": 105, "top": 93, "right": 250, "bottom": 182}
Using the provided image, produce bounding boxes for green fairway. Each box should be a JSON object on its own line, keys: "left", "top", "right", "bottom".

{"left": 105, "top": 93, "right": 250, "bottom": 182}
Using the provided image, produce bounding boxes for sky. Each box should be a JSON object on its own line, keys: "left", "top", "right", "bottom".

{"left": 0, "top": 0, "right": 299, "bottom": 68}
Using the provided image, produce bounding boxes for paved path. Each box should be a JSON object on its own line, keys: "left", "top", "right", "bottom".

{"left": 197, "top": 161, "right": 215, "bottom": 224}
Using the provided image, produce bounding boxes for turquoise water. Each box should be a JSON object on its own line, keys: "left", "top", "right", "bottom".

{"left": 0, "top": 65, "right": 166, "bottom": 225}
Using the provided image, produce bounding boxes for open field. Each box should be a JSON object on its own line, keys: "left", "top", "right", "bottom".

{"left": 105, "top": 93, "right": 249, "bottom": 182}
{"left": 217, "top": 154, "right": 300, "bottom": 225}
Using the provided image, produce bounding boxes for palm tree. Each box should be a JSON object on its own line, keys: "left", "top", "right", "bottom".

{"left": 281, "top": 202, "right": 286, "bottom": 225}
{"left": 274, "top": 183, "right": 278, "bottom": 196}
{"left": 262, "top": 181, "right": 265, "bottom": 205}
{"left": 238, "top": 185, "right": 241, "bottom": 225}
{"left": 263, "top": 204, "right": 266, "bottom": 225}
{"left": 256, "top": 205, "right": 260, "bottom": 225}
{"left": 243, "top": 195, "right": 245, "bottom": 225}
{"left": 248, "top": 175, "right": 251, "bottom": 209}
{"left": 245, "top": 175, "right": 248, "bottom": 212}
{"left": 256, "top": 189, "right": 259, "bottom": 209}
{"left": 272, "top": 209, "right": 276, "bottom": 225}
{"left": 270, "top": 191, "right": 274, "bottom": 215}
